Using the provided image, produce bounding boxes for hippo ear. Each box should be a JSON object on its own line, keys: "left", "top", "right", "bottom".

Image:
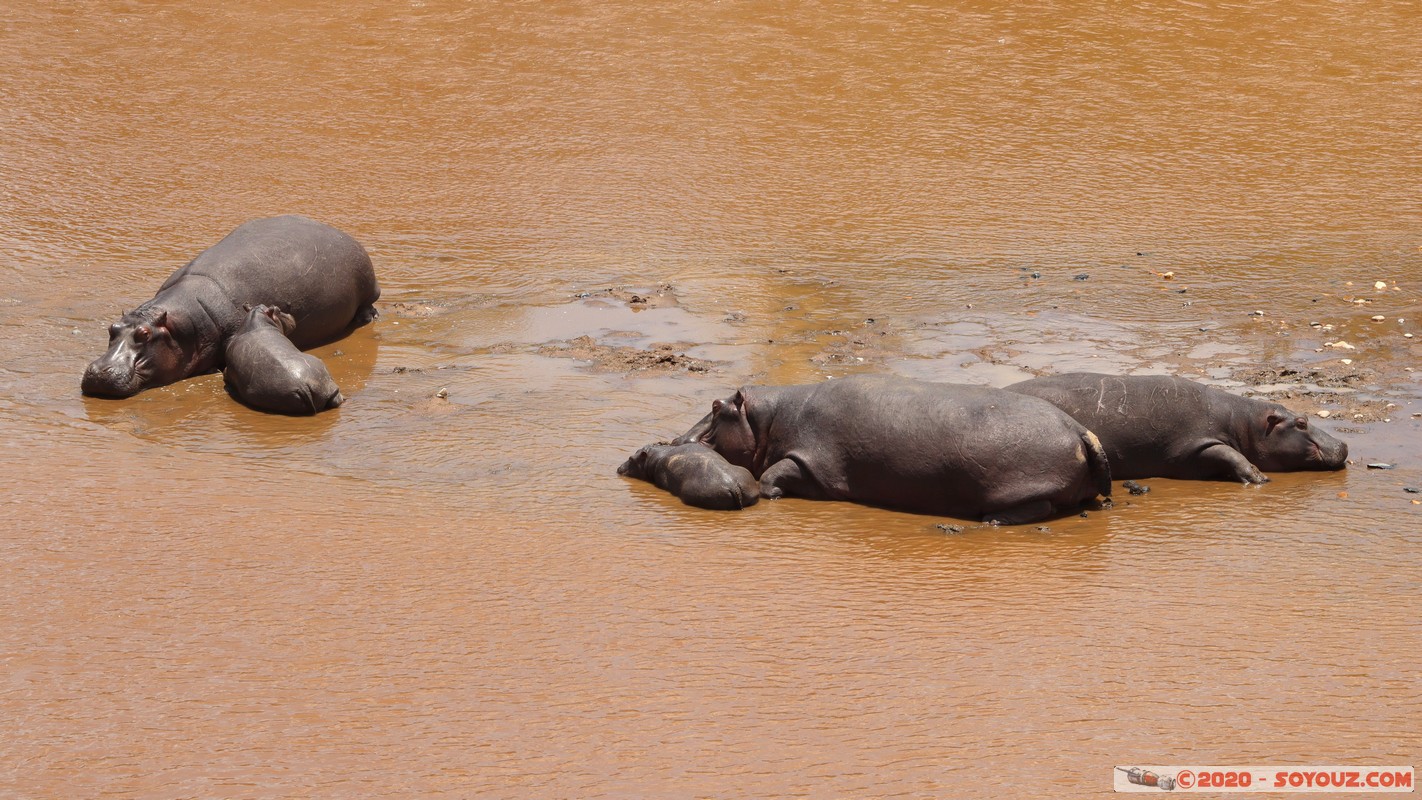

{"left": 733, "top": 389, "right": 747, "bottom": 409}
{"left": 712, "top": 399, "right": 724, "bottom": 414}
{"left": 152, "top": 310, "right": 169, "bottom": 331}
{"left": 1265, "top": 411, "right": 1286, "bottom": 433}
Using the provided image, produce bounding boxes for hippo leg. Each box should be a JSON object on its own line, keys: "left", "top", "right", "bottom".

{"left": 982, "top": 499, "right": 1055, "bottom": 526}
{"left": 759, "top": 457, "right": 828, "bottom": 500}
{"left": 1200, "top": 444, "right": 1269, "bottom": 484}
{"left": 354, "top": 303, "right": 379, "bottom": 326}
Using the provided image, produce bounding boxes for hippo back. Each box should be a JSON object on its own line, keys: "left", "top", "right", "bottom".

{"left": 165, "top": 215, "right": 379, "bottom": 349}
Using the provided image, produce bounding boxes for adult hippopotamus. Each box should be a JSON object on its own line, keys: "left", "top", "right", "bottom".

{"left": 618, "top": 442, "right": 760, "bottom": 511}
{"left": 82, "top": 215, "right": 379, "bottom": 398}
{"left": 1005, "top": 373, "right": 1348, "bottom": 483}
{"left": 675, "top": 375, "right": 1111, "bottom": 524}
{"left": 223, "top": 305, "right": 343, "bottom": 415}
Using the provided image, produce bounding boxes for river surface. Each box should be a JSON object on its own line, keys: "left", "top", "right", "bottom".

{"left": 3, "top": 2, "right": 1420, "bottom": 797}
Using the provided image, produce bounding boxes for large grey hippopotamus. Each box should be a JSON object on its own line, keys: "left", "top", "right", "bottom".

{"left": 82, "top": 215, "right": 379, "bottom": 398}
{"left": 618, "top": 442, "right": 760, "bottom": 510}
{"left": 223, "top": 305, "right": 344, "bottom": 415}
{"left": 1006, "top": 372, "right": 1348, "bottom": 483}
{"left": 675, "top": 375, "right": 1112, "bottom": 524}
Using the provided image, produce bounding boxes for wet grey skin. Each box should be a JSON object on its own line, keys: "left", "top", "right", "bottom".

{"left": 1006, "top": 372, "right": 1348, "bottom": 483}
{"left": 676, "top": 375, "right": 1111, "bottom": 525}
{"left": 82, "top": 215, "right": 379, "bottom": 398}
{"left": 619, "top": 442, "right": 760, "bottom": 511}
{"left": 223, "top": 305, "right": 344, "bottom": 415}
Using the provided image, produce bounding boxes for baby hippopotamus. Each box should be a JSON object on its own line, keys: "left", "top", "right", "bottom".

{"left": 1006, "top": 372, "right": 1348, "bottom": 483}
{"left": 618, "top": 442, "right": 760, "bottom": 511}
{"left": 223, "top": 305, "right": 344, "bottom": 415}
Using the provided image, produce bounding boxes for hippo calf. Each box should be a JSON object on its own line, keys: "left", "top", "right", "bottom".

{"left": 1006, "top": 372, "right": 1348, "bottom": 483}
{"left": 676, "top": 375, "right": 1111, "bottom": 524}
{"left": 83, "top": 215, "right": 379, "bottom": 398}
{"left": 619, "top": 442, "right": 760, "bottom": 510}
{"left": 223, "top": 305, "right": 343, "bottom": 415}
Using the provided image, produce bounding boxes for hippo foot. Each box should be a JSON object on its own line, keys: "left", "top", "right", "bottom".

{"left": 355, "top": 304, "right": 379, "bottom": 326}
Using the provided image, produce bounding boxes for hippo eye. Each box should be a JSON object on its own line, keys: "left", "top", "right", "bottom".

{"left": 1297, "top": 418, "right": 1308, "bottom": 430}
{"left": 133, "top": 326, "right": 151, "bottom": 343}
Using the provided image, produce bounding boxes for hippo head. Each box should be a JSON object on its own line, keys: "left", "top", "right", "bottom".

{"left": 248, "top": 304, "right": 297, "bottom": 337}
{"left": 617, "top": 445, "right": 654, "bottom": 479}
{"left": 81, "top": 308, "right": 188, "bottom": 398}
{"left": 697, "top": 389, "right": 758, "bottom": 471}
{"left": 1253, "top": 406, "right": 1349, "bottom": 472}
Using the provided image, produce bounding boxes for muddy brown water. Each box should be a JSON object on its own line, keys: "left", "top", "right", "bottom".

{"left": 3, "top": 2, "right": 1420, "bottom": 797}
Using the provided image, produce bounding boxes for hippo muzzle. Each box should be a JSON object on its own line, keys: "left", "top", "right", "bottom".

{"left": 1312, "top": 433, "right": 1349, "bottom": 470}
{"left": 82, "top": 344, "right": 146, "bottom": 398}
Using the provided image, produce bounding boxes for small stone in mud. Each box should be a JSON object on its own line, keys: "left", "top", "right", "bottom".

{"left": 1035, "top": 525, "right": 1052, "bottom": 532}
{"left": 1250, "top": 310, "right": 1265, "bottom": 317}
{"left": 435, "top": 387, "right": 448, "bottom": 399}
{"left": 1375, "top": 281, "right": 1388, "bottom": 290}
{"left": 333, "top": 350, "right": 344, "bottom": 357}
{"left": 1317, "top": 410, "right": 1331, "bottom": 418}
{"left": 1367, "top": 463, "right": 1396, "bottom": 470}
{"left": 935, "top": 524, "right": 965, "bottom": 534}
{"left": 1403, "top": 487, "right": 1420, "bottom": 494}
{"left": 1073, "top": 273, "right": 1089, "bottom": 281}
{"left": 1030, "top": 271, "right": 1041, "bottom": 279}
{"left": 1123, "top": 480, "right": 1151, "bottom": 495}
{"left": 1371, "top": 315, "right": 1386, "bottom": 322}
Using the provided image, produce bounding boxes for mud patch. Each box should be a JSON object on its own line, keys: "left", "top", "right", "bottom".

{"left": 807, "top": 317, "right": 903, "bottom": 368}
{"left": 381, "top": 300, "right": 455, "bottom": 318}
{"left": 573, "top": 285, "right": 680, "bottom": 310}
{"left": 1232, "top": 363, "right": 1402, "bottom": 422}
{"left": 538, "top": 336, "right": 716, "bottom": 374}
{"left": 1234, "top": 363, "right": 1374, "bottom": 390}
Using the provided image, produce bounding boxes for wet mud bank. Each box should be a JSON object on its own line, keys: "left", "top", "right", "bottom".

{"left": 453, "top": 271, "right": 1420, "bottom": 522}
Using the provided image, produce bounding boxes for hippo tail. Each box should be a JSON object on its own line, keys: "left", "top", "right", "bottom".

{"left": 1081, "top": 429, "right": 1112, "bottom": 499}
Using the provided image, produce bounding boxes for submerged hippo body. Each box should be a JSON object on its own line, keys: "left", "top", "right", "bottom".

{"left": 1006, "top": 373, "right": 1348, "bottom": 483}
{"left": 223, "top": 305, "right": 343, "bottom": 415}
{"left": 82, "top": 215, "right": 379, "bottom": 398}
{"left": 676, "top": 375, "right": 1111, "bottom": 524}
{"left": 618, "top": 443, "right": 760, "bottom": 511}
